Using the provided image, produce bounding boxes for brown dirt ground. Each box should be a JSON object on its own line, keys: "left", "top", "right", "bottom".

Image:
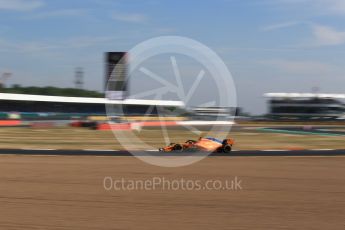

{"left": 0, "top": 155, "right": 344, "bottom": 229}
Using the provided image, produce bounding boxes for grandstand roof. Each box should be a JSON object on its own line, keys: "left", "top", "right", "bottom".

{"left": 0, "top": 93, "right": 185, "bottom": 107}
{"left": 264, "top": 93, "right": 345, "bottom": 99}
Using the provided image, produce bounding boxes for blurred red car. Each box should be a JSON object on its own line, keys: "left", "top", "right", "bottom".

{"left": 159, "top": 137, "right": 235, "bottom": 153}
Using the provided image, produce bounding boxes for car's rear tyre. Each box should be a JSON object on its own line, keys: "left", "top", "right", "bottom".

{"left": 223, "top": 144, "right": 232, "bottom": 153}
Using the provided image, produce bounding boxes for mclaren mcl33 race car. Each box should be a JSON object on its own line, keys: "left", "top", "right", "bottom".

{"left": 159, "top": 137, "right": 235, "bottom": 153}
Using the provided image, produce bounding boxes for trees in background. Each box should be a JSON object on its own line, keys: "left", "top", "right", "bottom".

{"left": 1, "top": 85, "right": 104, "bottom": 98}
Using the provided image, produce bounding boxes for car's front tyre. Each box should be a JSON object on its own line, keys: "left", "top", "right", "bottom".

{"left": 223, "top": 144, "right": 232, "bottom": 153}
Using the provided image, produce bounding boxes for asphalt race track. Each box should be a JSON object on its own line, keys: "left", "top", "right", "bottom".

{"left": 0, "top": 148, "right": 345, "bottom": 156}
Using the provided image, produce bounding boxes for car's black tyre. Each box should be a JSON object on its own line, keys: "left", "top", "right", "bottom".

{"left": 174, "top": 144, "right": 183, "bottom": 151}
{"left": 223, "top": 144, "right": 232, "bottom": 153}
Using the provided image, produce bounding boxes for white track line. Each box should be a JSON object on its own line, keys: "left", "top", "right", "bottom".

{"left": 260, "top": 150, "right": 289, "bottom": 152}
{"left": 82, "top": 149, "right": 115, "bottom": 151}
{"left": 21, "top": 148, "right": 56, "bottom": 151}
{"left": 310, "top": 149, "right": 334, "bottom": 151}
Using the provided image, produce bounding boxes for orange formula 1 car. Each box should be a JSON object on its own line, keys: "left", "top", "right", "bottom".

{"left": 159, "top": 137, "right": 235, "bottom": 153}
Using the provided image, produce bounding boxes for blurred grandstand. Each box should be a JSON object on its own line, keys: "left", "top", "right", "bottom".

{"left": 0, "top": 92, "right": 185, "bottom": 120}
{"left": 0, "top": 51, "right": 239, "bottom": 128}
{"left": 190, "top": 107, "right": 238, "bottom": 121}
{"left": 265, "top": 93, "right": 345, "bottom": 120}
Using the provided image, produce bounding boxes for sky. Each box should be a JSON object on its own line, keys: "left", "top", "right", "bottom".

{"left": 0, "top": 0, "right": 345, "bottom": 114}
